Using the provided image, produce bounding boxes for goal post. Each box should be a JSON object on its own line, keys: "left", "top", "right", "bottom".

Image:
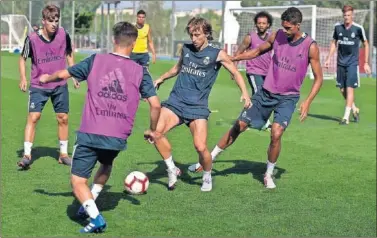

{"left": 1, "top": 14, "right": 32, "bottom": 52}
{"left": 226, "top": 5, "right": 369, "bottom": 80}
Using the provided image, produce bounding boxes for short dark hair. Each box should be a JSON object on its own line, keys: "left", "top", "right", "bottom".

{"left": 42, "top": 4, "right": 60, "bottom": 20}
{"left": 281, "top": 7, "right": 302, "bottom": 25}
{"left": 186, "top": 17, "right": 214, "bottom": 41}
{"left": 137, "top": 10, "right": 146, "bottom": 16}
{"left": 113, "top": 21, "right": 138, "bottom": 47}
{"left": 254, "top": 11, "right": 273, "bottom": 26}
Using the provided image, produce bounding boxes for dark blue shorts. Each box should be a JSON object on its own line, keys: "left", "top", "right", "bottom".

{"left": 246, "top": 74, "right": 266, "bottom": 95}
{"left": 71, "top": 144, "right": 120, "bottom": 179}
{"left": 28, "top": 84, "right": 69, "bottom": 113}
{"left": 336, "top": 65, "right": 359, "bottom": 89}
{"left": 162, "top": 101, "right": 209, "bottom": 126}
{"left": 238, "top": 88, "right": 299, "bottom": 130}
{"left": 140, "top": 67, "right": 157, "bottom": 98}
{"left": 130, "top": 52, "right": 150, "bottom": 67}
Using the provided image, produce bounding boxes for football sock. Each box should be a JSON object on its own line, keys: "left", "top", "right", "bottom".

{"left": 266, "top": 161, "right": 276, "bottom": 175}
{"left": 343, "top": 107, "right": 352, "bottom": 120}
{"left": 164, "top": 156, "right": 176, "bottom": 170}
{"left": 211, "top": 145, "right": 223, "bottom": 161}
{"left": 24, "top": 142, "right": 33, "bottom": 156}
{"left": 351, "top": 103, "right": 358, "bottom": 113}
{"left": 91, "top": 184, "right": 103, "bottom": 201}
{"left": 59, "top": 140, "right": 68, "bottom": 155}
{"left": 203, "top": 170, "right": 212, "bottom": 180}
{"left": 83, "top": 199, "right": 100, "bottom": 219}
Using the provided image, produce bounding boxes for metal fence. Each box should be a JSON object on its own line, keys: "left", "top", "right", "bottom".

{"left": 1, "top": 0, "right": 375, "bottom": 74}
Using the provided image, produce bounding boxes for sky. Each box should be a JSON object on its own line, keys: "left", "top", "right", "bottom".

{"left": 104, "top": 1, "right": 223, "bottom": 11}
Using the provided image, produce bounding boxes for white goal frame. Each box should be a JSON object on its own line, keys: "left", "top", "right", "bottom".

{"left": 1, "top": 14, "right": 32, "bottom": 52}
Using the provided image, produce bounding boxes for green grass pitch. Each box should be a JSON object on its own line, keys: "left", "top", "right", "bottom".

{"left": 1, "top": 52, "right": 376, "bottom": 236}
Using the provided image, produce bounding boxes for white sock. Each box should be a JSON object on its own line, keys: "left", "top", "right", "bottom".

{"left": 203, "top": 170, "right": 212, "bottom": 180}
{"left": 24, "top": 142, "right": 33, "bottom": 156}
{"left": 59, "top": 140, "right": 68, "bottom": 155}
{"left": 343, "top": 107, "right": 352, "bottom": 120}
{"left": 211, "top": 145, "right": 223, "bottom": 161}
{"left": 351, "top": 103, "right": 358, "bottom": 112}
{"left": 164, "top": 156, "right": 176, "bottom": 170}
{"left": 82, "top": 199, "right": 100, "bottom": 219}
{"left": 91, "top": 184, "right": 103, "bottom": 201}
{"left": 266, "top": 161, "right": 276, "bottom": 175}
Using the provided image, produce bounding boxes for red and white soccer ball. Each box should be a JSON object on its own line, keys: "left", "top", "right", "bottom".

{"left": 124, "top": 171, "right": 149, "bottom": 195}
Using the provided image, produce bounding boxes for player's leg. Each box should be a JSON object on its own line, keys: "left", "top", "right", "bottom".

{"left": 149, "top": 106, "right": 182, "bottom": 189}
{"left": 17, "top": 88, "right": 49, "bottom": 169}
{"left": 189, "top": 90, "right": 273, "bottom": 173}
{"left": 70, "top": 144, "right": 106, "bottom": 233}
{"left": 264, "top": 95, "right": 299, "bottom": 189}
{"left": 347, "top": 65, "right": 360, "bottom": 122}
{"left": 337, "top": 65, "right": 351, "bottom": 124}
{"left": 51, "top": 85, "right": 71, "bottom": 164}
{"left": 141, "top": 67, "right": 161, "bottom": 131}
{"left": 77, "top": 149, "right": 120, "bottom": 218}
{"left": 188, "top": 119, "right": 213, "bottom": 191}
{"left": 254, "top": 75, "right": 271, "bottom": 131}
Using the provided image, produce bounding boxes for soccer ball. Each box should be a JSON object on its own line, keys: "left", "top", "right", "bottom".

{"left": 124, "top": 171, "right": 149, "bottom": 195}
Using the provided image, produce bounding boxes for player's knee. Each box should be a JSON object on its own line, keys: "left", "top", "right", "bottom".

{"left": 270, "top": 125, "right": 284, "bottom": 144}
{"left": 194, "top": 142, "right": 207, "bottom": 153}
{"left": 56, "top": 113, "right": 68, "bottom": 125}
{"left": 28, "top": 113, "right": 41, "bottom": 124}
{"left": 152, "top": 131, "right": 164, "bottom": 141}
{"left": 236, "top": 120, "right": 249, "bottom": 132}
{"left": 148, "top": 96, "right": 161, "bottom": 108}
{"left": 70, "top": 174, "right": 87, "bottom": 189}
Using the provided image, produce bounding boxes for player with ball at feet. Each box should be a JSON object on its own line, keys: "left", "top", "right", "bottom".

{"left": 189, "top": 7, "right": 324, "bottom": 189}
{"left": 39, "top": 22, "right": 158, "bottom": 233}
{"left": 145, "top": 17, "right": 251, "bottom": 192}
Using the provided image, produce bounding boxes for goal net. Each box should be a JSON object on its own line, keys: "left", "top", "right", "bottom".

{"left": 227, "top": 5, "right": 369, "bottom": 79}
{"left": 1, "top": 15, "right": 32, "bottom": 52}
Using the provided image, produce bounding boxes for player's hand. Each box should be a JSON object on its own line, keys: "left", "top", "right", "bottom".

{"left": 324, "top": 59, "right": 330, "bottom": 68}
{"left": 152, "top": 53, "right": 156, "bottom": 64}
{"left": 19, "top": 79, "right": 28, "bottom": 92}
{"left": 364, "top": 63, "right": 371, "bottom": 75}
{"left": 39, "top": 74, "right": 50, "bottom": 84}
{"left": 240, "top": 93, "right": 252, "bottom": 109}
{"left": 144, "top": 129, "right": 154, "bottom": 144}
{"left": 153, "top": 78, "right": 164, "bottom": 90}
{"left": 72, "top": 78, "right": 80, "bottom": 89}
{"left": 299, "top": 100, "right": 310, "bottom": 122}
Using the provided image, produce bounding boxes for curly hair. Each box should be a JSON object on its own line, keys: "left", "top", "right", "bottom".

{"left": 254, "top": 11, "right": 273, "bottom": 26}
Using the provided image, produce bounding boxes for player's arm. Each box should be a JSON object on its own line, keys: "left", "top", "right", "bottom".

{"left": 232, "top": 31, "right": 276, "bottom": 62}
{"left": 19, "top": 36, "right": 32, "bottom": 92}
{"left": 147, "top": 27, "right": 156, "bottom": 64}
{"left": 154, "top": 51, "right": 183, "bottom": 89}
{"left": 40, "top": 54, "right": 95, "bottom": 84}
{"left": 359, "top": 26, "right": 371, "bottom": 74}
{"left": 299, "top": 42, "right": 323, "bottom": 122}
{"left": 234, "top": 34, "right": 251, "bottom": 56}
{"left": 324, "top": 26, "right": 338, "bottom": 66}
{"left": 217, "top": 50, "right": 251, "bottom": 109}
{"left": 65, "top": 31, "right": 81, "bottom": 88}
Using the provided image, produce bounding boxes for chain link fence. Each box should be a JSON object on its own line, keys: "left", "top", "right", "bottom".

{"left": 0, "top": 0, "right": 375, "bottom": 76}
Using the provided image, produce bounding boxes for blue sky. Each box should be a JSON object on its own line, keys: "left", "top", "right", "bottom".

{"left": 105, "top": 1, "right": 222, "bottom": 10}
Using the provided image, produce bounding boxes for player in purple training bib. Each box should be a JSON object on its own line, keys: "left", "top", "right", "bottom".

{"left": 204, "top": 7, "right": 324, "bottom": 189}
{"left": 39, "top": 22, "right": 153, "bottom": 234}
{"left": 235, "top": 11, "right": 273, "bottom": 130}
{"left": 17, "top": 4, "right": 79, "bottom": 169}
